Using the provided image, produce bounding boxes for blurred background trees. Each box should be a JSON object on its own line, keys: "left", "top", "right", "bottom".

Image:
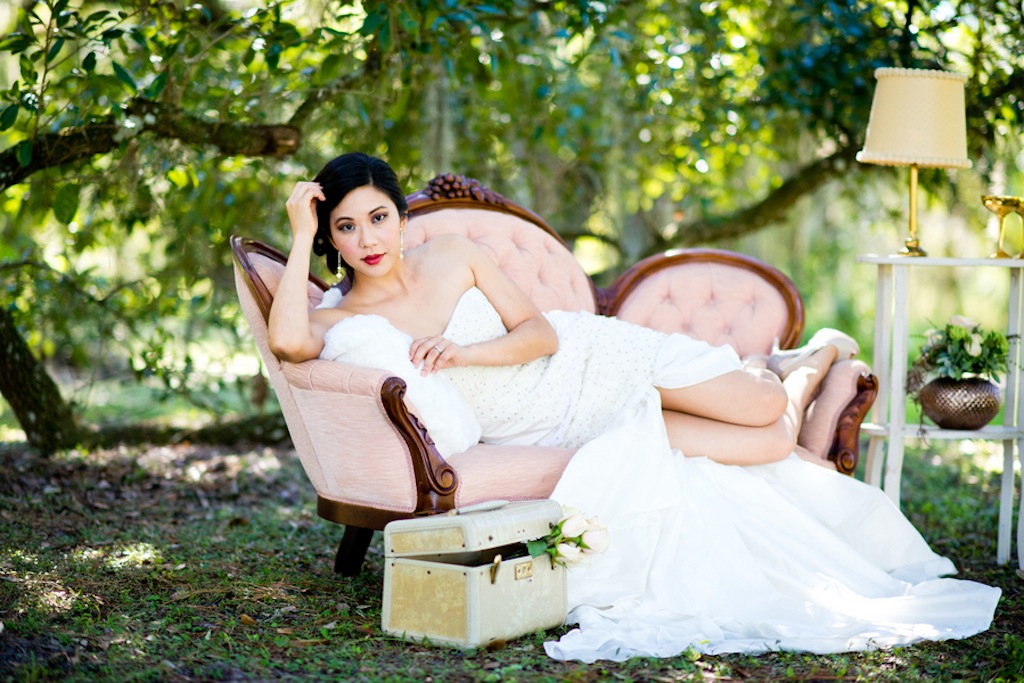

{"left": 1, "top": 0, "right": 1021, "bottom": 451}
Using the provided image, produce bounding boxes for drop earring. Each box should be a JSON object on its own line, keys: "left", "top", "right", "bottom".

{"left": 335, "top": 260, "right": 346, "bottom": 281}
{"left": 400, "top": 229, "right": 405, "bottom": 260}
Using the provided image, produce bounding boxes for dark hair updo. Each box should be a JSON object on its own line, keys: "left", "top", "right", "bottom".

{"left": 310, "top": 152, "right": 409, "bottom": 281}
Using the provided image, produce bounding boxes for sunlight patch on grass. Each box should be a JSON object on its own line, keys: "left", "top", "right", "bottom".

{"left": 38, "top": 585, "right": 78, "bottom": 613}
{"left": 105, "top": 542, "right": 164, "bottom": 569}
{"left": 4, "top": 547, "right": 42, "bottom": 569}
{"left": 2, "top": 552, "right": 80, "bottom": 614}
{"left": 182, "top": 451, "right": 283, "bottom": 483}
{"left": 68, "top": 541, "right": 165, "bottom": 570}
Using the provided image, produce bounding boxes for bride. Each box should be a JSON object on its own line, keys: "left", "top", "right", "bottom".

{"left": 268, "top": 152, "right": 1000, "bottom": 662}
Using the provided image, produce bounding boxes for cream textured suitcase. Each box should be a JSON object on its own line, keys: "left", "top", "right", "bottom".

{"left": 381, "top": 500, "right": 567, "bottom": 648}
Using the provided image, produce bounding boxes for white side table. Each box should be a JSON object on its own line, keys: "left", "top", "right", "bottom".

{"left": 858, "top": 255, "right": 1024, "bottom": 572}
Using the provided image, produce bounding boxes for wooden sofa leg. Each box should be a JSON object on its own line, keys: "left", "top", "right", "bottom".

{"left": 334, "top": 526, "right": 375, "bottom": 577}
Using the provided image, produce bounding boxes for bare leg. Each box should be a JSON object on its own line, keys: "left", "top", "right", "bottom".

{"left": 661, "top": 346, "right": 838, "bottom": 465}
{"left": 658, "top": 369, "right": 789, "bottom": 428}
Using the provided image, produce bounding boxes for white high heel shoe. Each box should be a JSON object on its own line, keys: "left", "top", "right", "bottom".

{"left": 767, "top": 328, "right": 859, "bottom": 379}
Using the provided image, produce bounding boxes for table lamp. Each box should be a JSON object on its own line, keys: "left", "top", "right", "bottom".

{"left": 856, "top": 67, "right": 971, "bottom": 256}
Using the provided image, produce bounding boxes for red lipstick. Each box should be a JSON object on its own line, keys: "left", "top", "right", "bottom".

{"left": 362, "top": 254, "right": 384, "bottom": 266}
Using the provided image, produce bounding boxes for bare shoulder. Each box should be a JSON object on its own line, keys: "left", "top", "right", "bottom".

{"left": 406, "top": 233, "right": 481, "bottom": 278}
{"left": 418, "top": 232, "right": 481, "bottom": 256}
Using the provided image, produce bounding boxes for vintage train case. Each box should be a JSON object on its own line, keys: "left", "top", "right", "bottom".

{"left": 381, "top": 500, "right": 567, "bottom": 648}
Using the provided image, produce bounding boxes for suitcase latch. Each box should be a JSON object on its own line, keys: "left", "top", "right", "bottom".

{"left": 514, "top": 561, "right": 533, "bottom": 581}
{"left": 490, "top": 554, "right": 502, "bottom": 584}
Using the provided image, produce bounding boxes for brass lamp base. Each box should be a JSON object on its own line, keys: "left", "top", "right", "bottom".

{"left": 894, "top": 164, "right": 927, "bottom": 257}
{"left": 898, "top": 237, "right": 927, "bottom": 257}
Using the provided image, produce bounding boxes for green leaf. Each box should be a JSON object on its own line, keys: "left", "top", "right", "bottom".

{"left": 83, "top": 9, "right": 110, "bottom": 26}
{"left": 100, "top": 27, "right": 124, "bottom": 48}
{"left": 398, "top": 9, "right": 420, "bottom": 42}
{"left": 83, "top": 51, "right": 96, "bottom": 72}
{"left": 0, "top": 33, "right": 35, "bottom": 54}
{"left": 359, "top": 8, "right": 387, "bottom": 37}
{"left": 19, "top": 55, "right": 37, "bottom": 84}
{"left": 266, "top": 42, "right": 282, "bottom": 70}
{"left": 167, "top": 168, "right": 191, "bottom": 188}
{"left": 47, "top": 37, "right": 65, "bottom": 62}
{"left": 15, "top": 140, "right": 32, "bottom": 167}
{"left": 0, "top": 104, "right": 17, "bottom": 131}
{"left": 145, "top": 72, "right": 167, "bottom": 99}
{"left": 111, "top": 61, "right": 137, "bottom": 93}
{"left": 526, "top": 539, "right": 548, "bottom": 558}
{"left": 53, "top": 184, "right": 81, "bottom": 224}
{"left": 317, "top": 52, "right": 343, "bottom": 83}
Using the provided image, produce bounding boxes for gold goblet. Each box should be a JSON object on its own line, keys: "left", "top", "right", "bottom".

{"left": 981, "top": 195, "right": 1023, "bottom": 259}
{"left": 1017, "top": 202, "right": 1024, "bottom": 259}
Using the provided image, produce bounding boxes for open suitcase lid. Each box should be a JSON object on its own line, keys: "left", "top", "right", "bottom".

{"left": 384, "top": 499, "right": 562, "bottom": 558}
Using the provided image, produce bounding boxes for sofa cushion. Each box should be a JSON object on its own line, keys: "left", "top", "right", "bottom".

{"left": 446, "top": 443, "right": 577, "bottom": 506}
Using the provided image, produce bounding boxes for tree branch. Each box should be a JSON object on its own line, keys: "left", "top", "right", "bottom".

{"left": 0, "top": 258, "right": 142, "bottom": 306}
{"left": 0, "top": 99, "right": 301, "bottom": 192}
{"left": 670, "top": 145, "right": 861, "bottom": 249}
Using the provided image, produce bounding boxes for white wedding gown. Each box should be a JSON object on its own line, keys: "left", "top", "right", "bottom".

{"left": 320, "top": 287, "right": 1001, "bottom": 663}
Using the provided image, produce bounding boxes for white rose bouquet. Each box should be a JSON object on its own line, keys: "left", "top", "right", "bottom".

{"left": 906, "top": 314, "right": 1010, "bottom": 401}
{"left": 526, "top": 506, "right": 609, "bottom": 568}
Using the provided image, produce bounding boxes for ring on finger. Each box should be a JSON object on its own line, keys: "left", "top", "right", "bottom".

{"left": 433, "top": 345, "right": 443, "bottom": 354}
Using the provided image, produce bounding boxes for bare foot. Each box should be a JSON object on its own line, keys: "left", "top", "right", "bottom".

{"left": 767, "top": 329, "right": 859, "bottom": 380}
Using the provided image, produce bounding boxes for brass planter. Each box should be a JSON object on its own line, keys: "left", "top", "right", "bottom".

{"left": 918, "top": 377, "right": 1001, "bottom": 430}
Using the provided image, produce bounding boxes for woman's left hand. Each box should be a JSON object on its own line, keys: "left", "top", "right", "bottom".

{"left": 410, "top": 336, "right": 466, "bottom": 375}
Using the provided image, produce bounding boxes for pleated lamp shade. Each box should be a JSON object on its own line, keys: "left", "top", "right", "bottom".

{"left": 857, "top": 68, "right": 971, "bottom": 169}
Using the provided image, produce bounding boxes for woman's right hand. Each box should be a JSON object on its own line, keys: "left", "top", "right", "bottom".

{"left": 285, "top": 181, "right": 326, "bottom": 242}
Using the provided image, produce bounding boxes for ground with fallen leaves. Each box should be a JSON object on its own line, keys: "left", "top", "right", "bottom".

{"left": 1, "top": 440, "right": 1022, "bottom": 682}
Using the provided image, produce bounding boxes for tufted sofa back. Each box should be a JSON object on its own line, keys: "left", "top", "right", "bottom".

{"left": 404, "top": 207, "right": 598, "bottom": 314}
{"left": 607, "top": 250, "right": 804, "bottom": 358}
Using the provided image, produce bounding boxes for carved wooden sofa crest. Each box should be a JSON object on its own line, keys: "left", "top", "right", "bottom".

{"left": 231, "top": 174, "right": 877, "bottom": 576}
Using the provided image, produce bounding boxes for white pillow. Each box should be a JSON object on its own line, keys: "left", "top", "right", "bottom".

{"left": 320, "top": 314, "right": 482, "bottom": 458}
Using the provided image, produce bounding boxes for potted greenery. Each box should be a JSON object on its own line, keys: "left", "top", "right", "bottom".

{"left": 906, "top": 315, "right": 1010, "bottom": 430}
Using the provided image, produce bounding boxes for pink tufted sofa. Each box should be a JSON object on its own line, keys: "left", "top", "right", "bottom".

{"left": 232, "top": 174, "right": 877, "bottom": 576}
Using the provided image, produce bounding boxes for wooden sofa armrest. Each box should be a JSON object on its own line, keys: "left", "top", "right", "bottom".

{"left": 829, "top": 372, "right": 878, "bottom": 476}
{"left": 281, "top": 358, "right": 459, "bottom": 523}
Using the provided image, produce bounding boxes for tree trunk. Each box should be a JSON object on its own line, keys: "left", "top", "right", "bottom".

{"left": 0, "top": 306, "right": 80, "bottom": 453}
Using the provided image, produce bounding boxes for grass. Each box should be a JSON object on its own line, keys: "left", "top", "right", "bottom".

{"left": 1, "top": 436, "right": 1022, "bottom": 682}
